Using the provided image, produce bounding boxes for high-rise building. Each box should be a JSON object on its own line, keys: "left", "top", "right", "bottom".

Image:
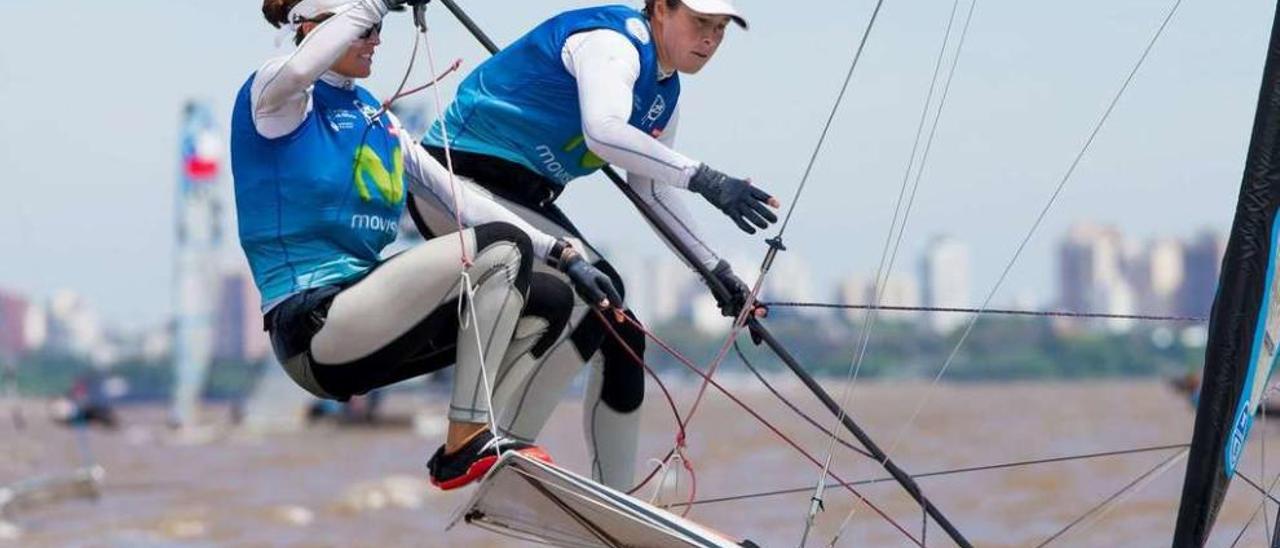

{"left": 834, "top": 272, "right": 920, "bottom": 325}
{"left": 213, "top": 267, "right": 271, "bottom": 363}
{"left": 835, "top": 275, "right": 869, "bottom": 324}
{"left": 920, "top": 235, "right": 970, "bottom": 333}
{"left": 0, "top": 289, "right": 28, "bottom": 359}
{"left": 630, "top": 257, "right": 701, "bottom": 325}
{"left": 1058, "top": 224, "right": 1137, "bottom": 332}
{"left": 1180, "top": 228, "right": 1226, "bottom": 318}
{"left": 762, "top": 255, "right": 818, "bottom": 318}
{"left": 1131, "top": 238, "right": 1185, "bottom": 316}
{"left": 44, "top": 290, "right": 105, "bottom": 359}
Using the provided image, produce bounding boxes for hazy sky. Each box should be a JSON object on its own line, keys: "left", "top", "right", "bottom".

{"left": 1, "top": 0, "right": 1274, "bottom": 327}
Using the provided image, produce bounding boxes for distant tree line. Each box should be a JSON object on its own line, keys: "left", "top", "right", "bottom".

{"left": 3, "top": 316, "right": 1204, "bottom": 400}
{"left": 646, "top": 315, "right": 1204, "bottom": 381}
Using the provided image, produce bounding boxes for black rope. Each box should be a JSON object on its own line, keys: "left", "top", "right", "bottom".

{"left": 667, "top": 442, "right": 1188, "bottom": 508}
{"left": 732, "top": 340, "right": 872, "bottom": 460}
{"left": 765, "top": 301, "right": 1207, "bottom": 323}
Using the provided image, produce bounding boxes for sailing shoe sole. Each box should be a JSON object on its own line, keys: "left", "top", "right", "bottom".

{"left": 428, "top": 434, "right": 554, "bottom": 491}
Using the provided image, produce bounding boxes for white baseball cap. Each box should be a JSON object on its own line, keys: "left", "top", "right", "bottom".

{"left": 287, "top": 0, "right": 356, "bottom": 26}
{"left": 680, "top": 0, "right": 749, "bottom": 30}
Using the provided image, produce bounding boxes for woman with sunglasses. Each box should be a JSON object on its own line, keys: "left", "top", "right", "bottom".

{"left": 408, "top": 0, "right": 776, "bottom": 491}
{"left": 232, "top": 0, "right": 622, "bottom": 491}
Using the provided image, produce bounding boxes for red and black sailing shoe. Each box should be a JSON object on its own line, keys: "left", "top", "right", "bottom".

{"left": 427, "top": 430, "right": 553, "bottom": 491}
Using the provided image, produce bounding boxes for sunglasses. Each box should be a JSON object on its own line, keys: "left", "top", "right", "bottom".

{"left": 359, "top": 23, "right": 382, "bottom": 40}
{"left": 298, "top": 14, "right": 380, "bottom": 40}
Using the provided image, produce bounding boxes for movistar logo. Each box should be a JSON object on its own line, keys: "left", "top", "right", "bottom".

{"left": 562, "top": 135, "right": 605, "bottom": 170}
{"left": 353, "top": 145, "right": 404, "bottom": 205}
{"left": 534, "top": 145, "right": 573, "bottom": 184}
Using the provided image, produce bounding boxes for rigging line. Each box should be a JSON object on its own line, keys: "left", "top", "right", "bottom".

{"left": 416, "top": 12, "right": 496, "bottom": 437}
{"left": 591, "top": 310, "right": 698, "bottom": 514}
{"left": 871, "top": 0, "right": 980, "bottom": 305}
{"left": 1267, "top": 389, "right": 1274, "bottom": 542}
{"left": 775, "top": 0, "right": 887, "bottom": 235}
{"left": 828, "top": 494, "right": 861, "bottom": 548}
{"left": 876, "top": 0, "right": 1186, "bottom": 477}
{"left": 420, "top": 13, "right": 472, "bottom": 266}
{"left": 667, "top": 442, "right": 1188, "bottom": 508}
{"left": 806, "top": 0, "right": 977, "bottom": 541}
{"left": 732, "top": 341, "right": 873, "bottom": 459}
{"left": 618, "top": 316, "right": 924, "bottom": 545}
{"left": 1229, "top": 469, "right": 1280, "bottom": 548}
{"left": 645, "top": 255, "right": 790, "bottom": 491}
{"left": 383, "top": 24, "right": 419, "bottom": 117}
{"left": 1035, "top": 447, "right": 1188, "bottom": 547}
{"left": 765, "top": 301, "right": 1207, "bottom": 323}
{"left": 459, "top": 273, "right": 500, "bottom": 438}
{"left": 1230, "top": 511, "right": 1263, "bottom": 548}
{"left": 383, "top": 58, "right": 463, "bottom": 106}
{"left": 675, "top": 285, "right": 764, "bottom": 439}
{"left": 1236, "top": 471, "right": 1280, "bottom": 507}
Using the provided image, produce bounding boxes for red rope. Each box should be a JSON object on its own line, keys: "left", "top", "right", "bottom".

{"left": 592, "top": 310, "right": 698, "bottom": 516}
{"left": 595, "top": 311, "right": 921, "bottom": 545}
{"left": 380, "top": 57, "right": 463, "bottom": 110}
{"left": 679, "top": 274, "right": 770, "bottom": 429}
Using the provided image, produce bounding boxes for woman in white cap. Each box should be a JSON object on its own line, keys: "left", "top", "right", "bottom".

{"left": 408, "top": 0, "right": 777, "bottom": 491}
{"left": 232, "top": 0, "right": 623, "bottom": 491}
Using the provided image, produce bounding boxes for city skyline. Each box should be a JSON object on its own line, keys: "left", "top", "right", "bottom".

{"left": 0, "top": 221, "right": 1226, "bottom": 364}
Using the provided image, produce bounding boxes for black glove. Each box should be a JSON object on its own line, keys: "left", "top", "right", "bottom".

{"left": 688, "top": 164, "right": 778, "bottom": 234}
{"left": 560, "top": 252, "right": 624, "bottom": 309}
{"left": 711, "top": 260, "right": 768, "bottom": 344}
{"left": 712, "top": 260, "right": 767, "bottom": 317}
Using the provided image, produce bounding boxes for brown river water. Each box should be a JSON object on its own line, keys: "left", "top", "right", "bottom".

{"left": 3, "top": 379, "right": 1278, "bottom": 547}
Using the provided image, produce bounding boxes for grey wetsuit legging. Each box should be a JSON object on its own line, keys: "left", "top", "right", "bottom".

{"left": 267, "top": 222, "right": 572, "bottom": 428}
{"left": 408, "top": 148, "right": 648, "bottom": 490}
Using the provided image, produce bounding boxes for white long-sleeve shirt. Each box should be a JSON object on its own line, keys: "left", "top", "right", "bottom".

{"left": 246, "top": 0, "right": 558, "bottom": 259}
{"left": 563, "top": 29, "right": 721, "bottom": 269}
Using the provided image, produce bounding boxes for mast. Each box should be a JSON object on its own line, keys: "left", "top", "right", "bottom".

{"left": 434, "top": 2, "right": 971, "bottom": 545}
{"left": 1173, "top": 2, "right": 1280, "bottom": 545}
{"left": 170, "top": 102, "right": 223, "bottom": 429}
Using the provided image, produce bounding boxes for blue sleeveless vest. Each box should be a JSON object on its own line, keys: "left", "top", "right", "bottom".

{"left": 231, "top": 76, "right": 405, "bottom": 311}
{"left": 424, "top": 5, "right": 680, "bottom": 186}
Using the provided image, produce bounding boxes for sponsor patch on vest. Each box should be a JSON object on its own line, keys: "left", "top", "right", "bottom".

{"left": 626, "top": 18, "right": 650, "bottom": 45}
{"left": 326, "top": 109, "right": 360, "bottom": 131}
{"left": 643, "top": 95, "right": 667, "bottom": 126}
